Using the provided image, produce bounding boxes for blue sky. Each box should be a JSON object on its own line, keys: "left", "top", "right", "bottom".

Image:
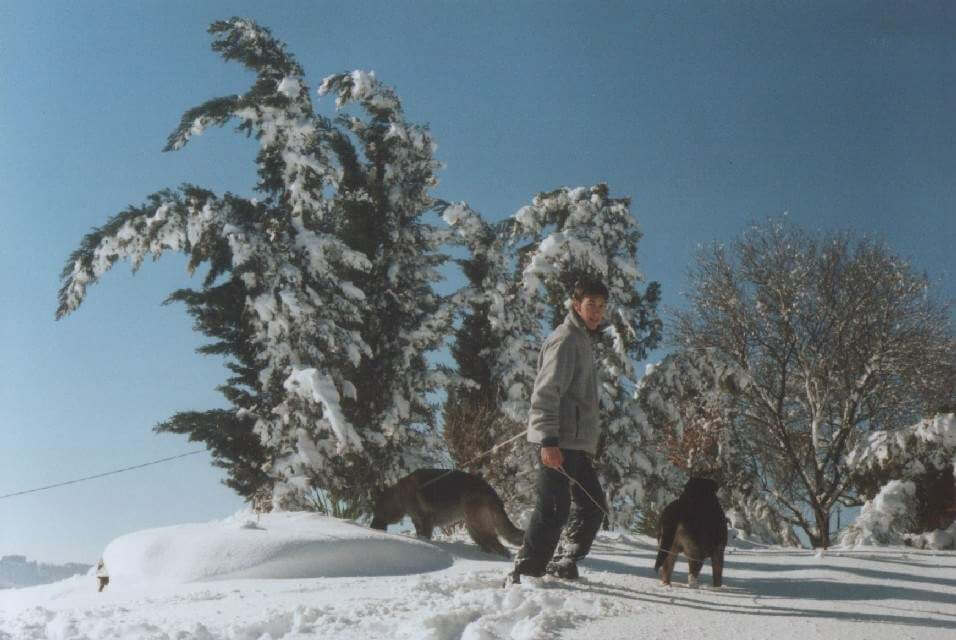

{"left": 2, "top": 1, "right": 953, "bottom": 563}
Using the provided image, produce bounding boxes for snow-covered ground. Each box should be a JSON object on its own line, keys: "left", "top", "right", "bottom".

{"left": 2, "top": 511, "right": 954, "bottom": 640}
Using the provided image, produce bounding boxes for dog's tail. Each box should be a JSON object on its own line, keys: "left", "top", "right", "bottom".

{"left": 655, "top": 516, "right": 678, "bottom": 571}
{"left": 493, "top": 502, "right": 525, "bottom": 547}
{"left": 654, "top": 548, "right": 668, "bottom": 572}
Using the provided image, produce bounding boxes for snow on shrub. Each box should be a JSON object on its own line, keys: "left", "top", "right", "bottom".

{"left": 839, "top": 480, "right": 917, "bottom": 547}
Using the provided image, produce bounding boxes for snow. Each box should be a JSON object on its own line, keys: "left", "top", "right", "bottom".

{"left": 847, "top": 413, "right": 956, "bottom": 472}
{"left": 3, "top": 512, "right": 955, "bottom": 640}
{"left": 840, "top": 480, "right": 917, "bottom": 546}
{"left": 283, "top": 368, "right": 362, "bottom": 452}
{"left": 277, "top": 77, "right": 302, "bottom": 98}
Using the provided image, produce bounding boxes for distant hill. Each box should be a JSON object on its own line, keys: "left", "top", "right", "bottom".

{"left": 0, "top": 555, "right": 91, "bottom": 589}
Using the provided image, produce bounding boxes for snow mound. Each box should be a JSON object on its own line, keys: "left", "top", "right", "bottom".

{"left": 904, "top": 522, "right": 956, "bottom": 550}
{"left": 102, "top": 511, "right": 453, "bottom": 584}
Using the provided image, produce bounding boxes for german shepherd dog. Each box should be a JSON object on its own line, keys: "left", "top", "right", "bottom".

{"left": 370, "top": 469, "right": 524, "bottom": 557}
{"left": 654, "top": 477, "right": 728, "bottom": 587}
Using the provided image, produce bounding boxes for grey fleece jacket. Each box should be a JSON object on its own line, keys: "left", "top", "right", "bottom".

{"left": 526, "top": 310, "right": 601, "bottom": 454}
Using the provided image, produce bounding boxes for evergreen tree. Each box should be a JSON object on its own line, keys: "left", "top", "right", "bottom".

{"left": 156, "top": 279, "right": 271, "bottom": 498}
{"left": 317, "top": 71, "right": 454, "bottom": 494}
{"left": 57, "top": 18, "right": 450, "bottom": 511}
{"left": 441, "top": 222, "right": 500, "bottom": 467}
{"left": 441, "top": 204, "right": 529, "bottom": 494}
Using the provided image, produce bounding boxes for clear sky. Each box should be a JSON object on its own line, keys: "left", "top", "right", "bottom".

{"left": 2, "top": 1, "right": 953, "bottom": 564}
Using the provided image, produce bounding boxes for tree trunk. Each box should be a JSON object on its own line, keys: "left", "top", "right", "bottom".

{"left": 811, "top": 506, "right": 831, "bottom": 549}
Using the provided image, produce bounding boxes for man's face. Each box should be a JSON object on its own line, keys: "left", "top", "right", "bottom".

{"left": 572, "top": 295, "right": 607, "bottom": 331}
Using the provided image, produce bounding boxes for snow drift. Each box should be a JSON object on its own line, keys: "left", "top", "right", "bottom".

{"left": 100, "top": 511, "right": 452, "bottom": 584}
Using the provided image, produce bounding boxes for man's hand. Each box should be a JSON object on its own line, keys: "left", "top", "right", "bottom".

{"left": 540, "top": 446, "right": 564, "bottom": 470}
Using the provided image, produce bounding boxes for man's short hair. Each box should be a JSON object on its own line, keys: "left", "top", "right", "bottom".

{"left": 572, "top": 277, "right": 609, "bottom": 301}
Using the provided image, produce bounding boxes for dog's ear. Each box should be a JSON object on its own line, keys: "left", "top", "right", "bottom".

{"left": 684, "top": 476, "right": 719, "bottom": 495}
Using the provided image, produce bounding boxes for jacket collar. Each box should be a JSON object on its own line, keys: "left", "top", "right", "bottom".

{"left": 565, "top": 309, "right": 607, "bottom": 339}
{"left": 565, "top": 310, "right": 592, "bottom": 336}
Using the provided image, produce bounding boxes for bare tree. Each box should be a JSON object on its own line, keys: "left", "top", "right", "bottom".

{"left": 673, "top": 219, "right": 953, "bottom": 547}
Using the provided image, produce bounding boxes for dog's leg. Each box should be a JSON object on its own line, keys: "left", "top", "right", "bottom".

{"left": 655, "top": 515, "right": 679, "bottom": 576}
{"left": 687, "top": 558, "right": 702, "bottom": 588}
{"left": 680, "top": 530, "right": 705, "bottom": 588}
{"left": 654, "top": 544, "right": 670, "bottom": 573}
{"left": 412, "top": 514, "right": 434, "bottom": 540}
{"left": 659, "top": 536, "right": 681, "bottom": 586}
{"left": 659, "top": 548, "right": 678, "bottom": 585}
{"left": 712, "top": 546, "right": 725, "bottom": 587}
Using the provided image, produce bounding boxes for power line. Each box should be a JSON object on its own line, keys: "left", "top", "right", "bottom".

{"left": 0, "top": 450, "right": 205, "bottom": 500}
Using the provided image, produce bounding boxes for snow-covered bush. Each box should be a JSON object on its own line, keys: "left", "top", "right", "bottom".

{"left": 845, "top": 413, "right": 956, "bottom": 537}
{"left": 904, "top": 524, "right": 956, "bottom": 550}
{"left": 839, "top": 480, "right": 917, "bottom": 546}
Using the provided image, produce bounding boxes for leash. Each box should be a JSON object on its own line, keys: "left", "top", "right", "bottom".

{"left": 415, "top": 435, "right": 713, "bottom": 567}
{"left": 418, "top": 429, "right": 528, "bottom": 489}
{"left": 553, "top": 464, "right": 611, "bottom": 522}
{"left": 554, "top": 466, "right": 714, "bottom": 565}
{"left": 418, "top": 435, "right": 614, "bottom": 523}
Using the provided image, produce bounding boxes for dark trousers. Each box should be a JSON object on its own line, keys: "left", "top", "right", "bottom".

{"left": 514, "top": 448, "right": 607, "bottom": 576}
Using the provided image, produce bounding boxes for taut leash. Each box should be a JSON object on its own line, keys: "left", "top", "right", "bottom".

{"left": 418, "top": 429, "right": 527, "bottom": 489}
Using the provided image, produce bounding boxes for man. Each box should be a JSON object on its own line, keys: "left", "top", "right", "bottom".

{"left": 506, "top": 277, "right": 609, "bottom": 585}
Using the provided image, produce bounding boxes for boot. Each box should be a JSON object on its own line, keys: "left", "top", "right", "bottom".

{"left": 545, "top": 557, "right": 579, "bottom": 580}
{"left": 502, "top": 569, "right": 521, "bottom": 588}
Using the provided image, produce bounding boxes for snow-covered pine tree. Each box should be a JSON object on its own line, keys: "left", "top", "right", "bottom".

{"left": 441, "top": 203, "right": 538, "bottom": 498}
{"left": 841, "top": 413, "right": 956, "bottom": 548}
{"left": 156, "top": 274, "right": 271, "bottom": 498}
{"left": 439, "top": 208, "right": 508, "bottom": 469}
{"left": 632, "top": 351, "right": 739, "bottom": 520}
{"left": 56, "top": 18, "right": 449, "bottom": 511}
{"left": 316, "top": 71, "right": 454, "bottom": 490}
{"left": 515, "top": 185, "right": 662, "bottom": 526}
{"left": 443, "top": 185, "right": 662, "bottom": 524}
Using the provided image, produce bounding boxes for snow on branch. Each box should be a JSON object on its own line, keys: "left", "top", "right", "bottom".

{"left": 318, "top": 70, "right": 401, "bottom": 114}
{"left": 56, "top": 189, "right": 225, "bottom": 319}
{"left": 514, "top": 184, "right": 643, "bottom": 296}
{"left": 283, "top": 368, "right": 362, "bottom": 453}
{"left": 845, "top": 413, "right": 956, "bottom": 475}
{"left": 164, "top": 18, "right": 338, "bottom": 224}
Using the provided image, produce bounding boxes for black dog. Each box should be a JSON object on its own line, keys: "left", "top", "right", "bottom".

{"left": 654, "top": 477, "right": 728, "bottom": 588}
